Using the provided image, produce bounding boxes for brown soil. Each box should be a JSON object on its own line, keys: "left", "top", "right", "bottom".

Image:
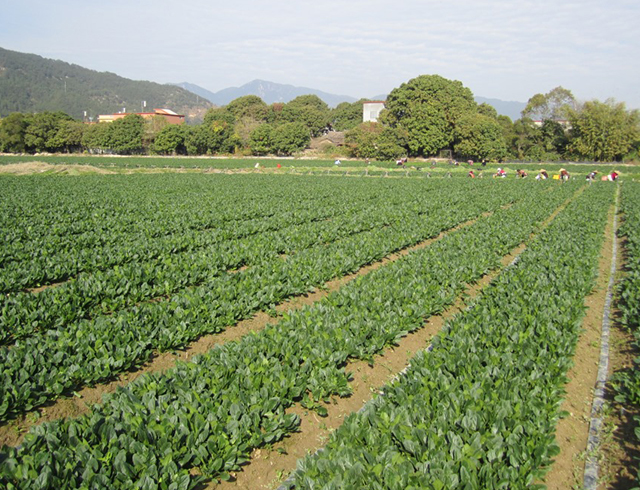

{"left": 0, "top": 162, "right": 116, "bottom": 175}
{"left": 0, "top": 213, "right": 484, "bottom": 447}
{"left": 540, "top": 200, "right": 619, "bottom": 489}
{"left": 1, "top": 184, "right": 619, "bottom": 490}
{"left": 204, "top": 192, "right": 584, "bottom": 490}
{"left": 597, "top": 231, "right": 640, "bottom": 489}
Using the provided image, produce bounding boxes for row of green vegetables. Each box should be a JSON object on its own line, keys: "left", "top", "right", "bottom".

{"left": 285, "top": 183, "right": 614, "bottom": 489}
{"left": 0, "top": 179, "right": 543, "bottom": 420}
{"left": 611, "top": 182, "right": 640, "bottom": 487}
{"left": 0, "top": 180, "right": 579, "bottom": 488}
{"left": 1, "top": 175, "right": 522, "bottom": 293}
{"left": 0, "top": 197, "right": 436, "bottom": 343}
{"left": 1, "top": 175, "right": 385, "bottom": 292}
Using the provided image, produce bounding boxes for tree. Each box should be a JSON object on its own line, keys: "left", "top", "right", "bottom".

{"left": 331, "top": 100, "right": 366, "bottom": 131}
{"left": 82, "top": 122, "right": 111, "bottom": 152}
{"left": 270, "top": 122, "right": 310, "bottom": 155}
{"left": 24, "top": 111, "right": 74, "bottom": 153}
{"left": 507, "top": 117, "right": 540, "bottom": 159}
{"left": 453, "top": 113, "right": 507, "bottom": 161}
{"left": 281, "top": 95, "right": 330, "bottom": 137}
{"left": 53, "top": 120, "right": 85, "bottom": 153}
{"left": 380, "top": 74, "right": 477, "bottom": 157}
{"left": 106, "top": 114, "right": 145, "bottom": 154}
{"left": 522, "top": 86, "right": 576, "bottom": 121}
{"left": 0, "top": 112, "right": 28, "bottom": 153}
{"left": 567, "top": 99, "right": 640, "bottom": 161}
{"left": 344, "top": 122, "right": 407, "bottom": 159}
{"left": 201, "top": 108, "right": 238, "bottom": 154}
{"left": 226, "top": 95, "right": 269, "bottom": 122}
{"left": 248, "top": 123, "right": 274, "bottom": 155}
{"left": 153, "top": 124, "right": 187, "bottom": 155}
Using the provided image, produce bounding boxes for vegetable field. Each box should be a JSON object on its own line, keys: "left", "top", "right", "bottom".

{"left": 0, "top": 170, "right": 631, "bottom": 489}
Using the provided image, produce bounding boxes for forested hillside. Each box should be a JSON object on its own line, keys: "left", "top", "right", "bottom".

{"left": 0, "top": 47, "right": 212, "bottom": 121}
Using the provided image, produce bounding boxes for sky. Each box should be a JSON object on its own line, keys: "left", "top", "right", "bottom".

{"left": 1, "top": 0, "right": 639, "bottom": 108}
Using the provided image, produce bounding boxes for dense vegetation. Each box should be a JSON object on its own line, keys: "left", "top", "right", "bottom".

{"left": 1, "top": 67, "right": 638, "bottom": 161}
{"left": 0, "top": 171, "right": 625, "bottom": 489}
{"left": 611, "top": 182, "right": 640, "bottom": 487}
{"left": 0, "top": 47, "right": 211, "bottom": 120}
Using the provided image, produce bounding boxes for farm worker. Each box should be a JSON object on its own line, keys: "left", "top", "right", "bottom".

{"left": 559, "top": 168, "right": 570, "bottom": 181}
{"left": 493, "top": 168, "right": 506, "bottom": 178}
{"left": 468, "top": 170, "right": 476, "bottom": 178}
{"left": 516, "top": 169, "right": 528, "bottom": 178}
{"left": 536, "top": 169, "right": 549, "bottom": 180}
{"left": 586, "top": 170, "right": 598, "bottom": 182}
{"left": 334, "top": 159, "right": 341, "bottom": 166}
{"left": 277, "top": 163, "right": 282, "bottom": 168}
{"left": 609, "top": 170, "right": 620, "bottom": 181}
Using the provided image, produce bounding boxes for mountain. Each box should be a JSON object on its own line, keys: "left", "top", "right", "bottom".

{"left": 0, "top": 47, "right": 213, "bottom": 121}
{"left": 475, "top": 96, "right": 526, "bottom": 121}
{"left": 175, "top": 79, "right": 358, "bottom": 108}
{"left": 178, "top": 80, "right": 526, "bottom": 120}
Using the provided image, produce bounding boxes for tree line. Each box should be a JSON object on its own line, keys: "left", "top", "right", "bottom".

{"left": 0, "top": 74, "right": 638, "bottom": 162}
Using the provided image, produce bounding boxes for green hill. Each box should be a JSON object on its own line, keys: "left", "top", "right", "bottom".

{"left": 0, "top": 47, "right": 213, "bottom": 122}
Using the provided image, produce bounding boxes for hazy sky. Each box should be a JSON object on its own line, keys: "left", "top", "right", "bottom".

{"left": 1, "top": 0, "right": 639, "bottom": 107}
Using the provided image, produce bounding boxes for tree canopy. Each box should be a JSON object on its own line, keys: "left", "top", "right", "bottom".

{"left": 381, "top": 74, "right": 477, "bottom": 157}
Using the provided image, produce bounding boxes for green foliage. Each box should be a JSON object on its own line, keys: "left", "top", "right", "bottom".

{"left": 280, "top": 95, "right": 330, "bottom": 137}
{"left": 0, "top": 112, "right": 28, "bottom": 152}
{"left": 23, "top": 111, "right": 75, "bottom": 153}
{"left": 152, "top": 124, "right": 187, "bottom": 155}
{"left": 107, "top": 114, "right": 145, "bottom": 154}
{"left": 522, "top": 86, "right": 576, "bottom": 121}
{"left": 567, "top": 99, "right": 640, "bottom": 161}
{"left": 270, "top": 122, "right": 310, "bottom": 155}
{"left": 344, "top": 122, "right": 407, "bottom": 159}
{"left": 331, "top": 100, "right": 366, "bottom": 131}
{"left": 1, "top": 176, "right": 583, "bottom": 488}
{"left": 0, "top": 47, "right": 211, "bottom": 119}
{"left": 248, "top": 123, "right": 274, "bottom": 155}
{"left": 225, "top": 95, "right": 269, "bottom": 122}
{"left": 453, "top": 113, "right": 508, "bottom": 161}
{"left": 289, "top": 184, "right": 613, "bottom": 489}
{"left": 381, "top": 74, "right": 477, "bottom": 157}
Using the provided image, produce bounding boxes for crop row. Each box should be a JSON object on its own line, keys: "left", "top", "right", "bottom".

{"left": 0, "top": 175, "right": 522, "bottom": 293}
{"left": 0, "top": 199, "right": 430, "bottom": 343}
{"left": 1, "top": 176, "right": 382, "bottom": 292}
{"left": 285, "top": 184, "right": 614, "bottom": 489}
{"left": 610, "top": 182, "right": 640, "bottom": 487}
{"left": 0, "top": 178, "right": 546, "bottom": 420}
{"left": 0, "top": 181, "right": 579, "bottom": 488}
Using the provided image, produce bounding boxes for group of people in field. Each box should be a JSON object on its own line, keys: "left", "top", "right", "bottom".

{"left": 466, "top": 166, "right": 620, "bottom": 182}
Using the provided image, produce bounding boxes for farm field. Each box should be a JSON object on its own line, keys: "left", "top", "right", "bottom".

{"left": 0, "top": 166, "right": 635, "bottom": 489}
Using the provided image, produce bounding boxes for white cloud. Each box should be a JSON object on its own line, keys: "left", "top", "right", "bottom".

{"left": 1, "top": 0, "right": 639, "bottom": 107}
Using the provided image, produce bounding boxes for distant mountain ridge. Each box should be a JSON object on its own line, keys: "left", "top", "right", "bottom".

{"left": 173, "top": 79, "right": 358, "bottom": 108}
{"left": 176, "top": 80, "right": 526, "bottom": 120}
{"left": 0, "top": 47, "right": 212, "bottom": 121}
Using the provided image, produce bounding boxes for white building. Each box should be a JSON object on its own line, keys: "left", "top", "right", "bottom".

{"left": 362, "top": 101, "right": 386, "bottom": 122}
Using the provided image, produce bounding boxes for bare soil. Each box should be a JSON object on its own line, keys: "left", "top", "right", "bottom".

{"left": 0, "top": 184, "right": 623, "bottom": 490}
{"left": 0, "top": 162, "right": 115, "bottom": 175}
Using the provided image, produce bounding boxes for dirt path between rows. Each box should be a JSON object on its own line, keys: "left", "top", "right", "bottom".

{"left": 0, "top": 212, "right": 491, "bottom": 447}
{"left": 540, "top": 198, "right": 619, "bottom": 489}
{"left": 204, "top": 189, "right": 585, "bottom": 490}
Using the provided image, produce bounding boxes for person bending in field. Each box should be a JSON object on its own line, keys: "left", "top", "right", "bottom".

{"left": 560, "top": 168, "right": 570, "bottom": 181}
{"left": 586, "top": 170, "right": 598, "bottom": 182}
{"left": 516, "top": 169, "right": 528, "bottom": 178}
{"left": 493, "top": 168, "right": 506, "bottom": 178}
{"left": 468, "top": 170, "right": 476, "bottom": 178}
{"left": 536, "top": 169, "right": 549, "bottom": 180}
